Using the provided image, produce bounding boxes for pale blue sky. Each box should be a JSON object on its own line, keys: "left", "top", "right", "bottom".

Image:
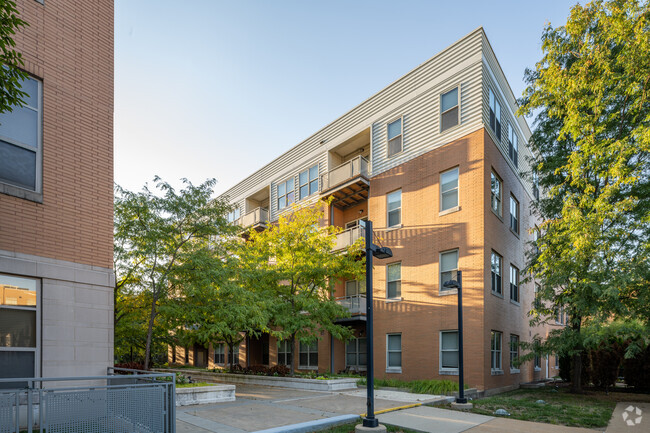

{"left": 114, "top": 0, "right": 578, "bottom": 196}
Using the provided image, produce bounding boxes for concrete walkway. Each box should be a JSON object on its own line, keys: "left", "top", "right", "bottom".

{"left": 605, "top": 402, "right": 648, "bottom": 433}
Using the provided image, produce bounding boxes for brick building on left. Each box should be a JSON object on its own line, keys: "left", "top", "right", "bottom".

{"left": 0, "top": 0, "right": 114, "bottom": 382}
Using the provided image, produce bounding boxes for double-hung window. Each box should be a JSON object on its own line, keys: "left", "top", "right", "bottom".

{"left": 533, "top": 171, "right": 540, "bottom": 200}
{"left": 440, "top": 167, "right": 459, "bottom": 212}
{"left": 508, "top": 125, "right": 518, "bottom": 167}
{"left": 490, "top": 172, "right": 502, "bottom": 216}
{"left": 386, "top": 334, "right": 402, "bottom": 371}
{"left": 510, "top": 265, "right": 519, "bottom": 303}
{"left": 0, "top": 75, "right": 42, "bottom": 196}
{"left": 440, "top": 331, "right": 459, "bottom": 371}
{"left": 278, "top": 340, "right": 292, "bottom": 366}
{"left": 386, "top": 263, "right": 401, "bottom": 299}
{"left": 489, "top": 88, "right": 501, "bottom": 141}
{"left": 387, "top": 118, "right": 402, "bottom": 157}
{"left": 510, "top": 195, "right": 519, "bottom": 234}
{"left": 226, "top": 207, "right": 240, "bottom": 223}
{"left": 491, "top": 331, "right": 502, "bottom": 372}
{"left": 440, "top": 249, "right": 458, "bottom": 291}
{"left": 491, "top": 251, "right": 502, "bottom": 295}
{"left": 0, "top": 274, "right": 39, "bottom": 388}
{"left": 228, "top": 344, "right": 239, "bottom": 366}
{"left": 387, "top": 189, "right": 402, "bottom": 227}
{"left": 510, "top": 335, "right": 519, "bottom": 371}
{"left": 299, "top": 165, "right": 319, "bottom": 199}
{"left": 214, "top": 343, "right": 225, "bottom": 365}
{"left": 346, "top": 337, "right": 367, "bottom": 370}
{"left": 299, "top": 341, "right": 318, "bottom": 369}
{"left": 441, "top": 87, "right": 459, "bottom": 132}
{"left": 277, "top": 178, "right": 295, "bottom": 210}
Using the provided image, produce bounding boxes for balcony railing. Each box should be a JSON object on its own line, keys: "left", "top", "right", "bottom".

{"left": 237, "top": 207, "right": 268, "bottom": 230}
{"left": 332, "top": 226, "right": 364, "bottom": 251}
{"left": 321, "top": 156, "right": 369, "bottom": 192}
{"left": 336, "top": 294, "right": 366, "bottom": 316}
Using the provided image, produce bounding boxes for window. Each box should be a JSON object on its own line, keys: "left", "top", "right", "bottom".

{"left": 440, "top": 331, "right": 459, "bottom": 371}
{"left": 0, "top": 75, "right": 42, "bottom": 195}
{"left": 510, "top": 265, "right": 519, "bottom": 303}
{"left": 345, "top": 279, "right": 366, "bottom": 297}
{"left": 555, "top": 354, "right": 560, "bottom": 369}
{"left": 534, "top": 353, "right": 541, "bottom": 370}
{"left": 491, "top": 331, "right": 502, "bottom": 372}
{"left": 386, "top": 262, "right": 401, "bottom": 299}
{"left": 0, "top": 274, "right": 39, "bottom": 388}
{"left": 346, "top": 337, "right": 367, "bottom": 370}
{"left": 386, "top": 334, "right": 402, "bottom": 371}
{"left": 278, "top": 340, "right": 292, "bottom": 366}
{"left": 387, "top": 118, "right": 402, "bottom": 157}
{"left": 441, "top": 87, "right": 459, "bottom": 132}
{"left": 532, "top": 171, "right": 539, "bottom": 200}
{"left": 184, "top": 347, "right": 189, "bottom": 364}
{"left": 510, "top": 195, "right": 519, "bottom": 234}
{"left": 491, "top": 251, "right": 502, "bottom": 295}
{"left": 508, "top": 125, "right": 518, "bottom": 167}
{"left": 226, "top": 207, "right": 240, "bottom": 223}
{"left": 533, "top": 227, "right": 540, "bottom": 255}
{"left": 440, "top": 249, "right": 458, "bottom": 291}
{"left": 228, "top": 344, "right": 239, "bottom": 366}
{"left": 387, "top": 189, "right": 402, "bottom": 227}
{"left": 299, "top": 341, "right": 318, "bottom": 369}
{"left": 490, "top": 172, "right": 502, "bottom": 216}
{"left": 555, "top": 306, "right": 566, "bottom": 325}
{"left": 510, "top": 335, "right": 519, "bottom": 371}
{"left": 440, "top": 167, "right": 459, "bottom": 211}
{"left": 299, "top": 165, "right": 319, "bottom": 199}
{"left": 214, "top": 343, "right": 225, "bottom": 365}
{"left": 489, "top": 88, "right": 501, "bottom": 141}
{"left": 277, "top": 178, "right": 295, "bottom": 210}
{"left": 534, "top": 283, "right": 542, "bottom": 310}
{"left": 345, "top": 217, "right": 367, "bottom": 230}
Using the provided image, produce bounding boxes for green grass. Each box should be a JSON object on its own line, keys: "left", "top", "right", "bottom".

{"left": 357, "top": 377, "right": 467, "bottom": 395}
{"left": 176, "top": 381, "right": 213, "bottom": 388}
{"left": 315, "top": 422, "right": 420, "bottom": 433}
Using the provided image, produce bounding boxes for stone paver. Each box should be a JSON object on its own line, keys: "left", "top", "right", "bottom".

{"left": 378, "top": 405, "right": 492, "bottom": 433}
{"left": 343, "top": 388, "right": 448, "bottom": 404}
{"left": 466, "top": 417, "right": 602, "bottom": 433}
{"left": 605, "top": 402, "right": 648, "bottom": 433}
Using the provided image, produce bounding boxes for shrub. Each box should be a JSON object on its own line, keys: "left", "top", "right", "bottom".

{"left": 114, "top": 362, "right": 145, "bottom": 371}
{"left": 623, "top": 345, "right": 650, "bottom": 391}
{"left": 268, "top": 364, "right": 290, "bottom": 377}
{"left": 589, "top": 342, "right": 623, "bottom": 389}
{"left": 559, "top": 355, "right": 571, "bottom": 382}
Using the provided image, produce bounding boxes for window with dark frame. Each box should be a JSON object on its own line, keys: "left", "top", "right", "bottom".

{"left": 491, "top": 251, "right": 502, "bottom": 295}
{"left": 490, "top": 172, "right": 502, "bottom": 216}
{"left": 489, "top": 88, "right": 501, "bottom": 141}
{"left": 228, "top": 344, "right": 239, "bottom": 366}
{"left": 214, "top": 343, "right": 225, "bottom": 365}
{"left": 508, "top": 125, "right": 518, "bottom": 167}
{"left": 510, "top": 265, "right": 519, "bottom": 302}
{"left": 441, "top": 88, "right": 459, "bottom": 132}
{"left": 299, "top": 341, "right": 318, "bottom": 368}
{"left": 510, "top": 195, "right": 519, "bottom": 234}
{"left": 387, "top": 118, "right": 403, "bottom": 157}
{"left": 491, "top": 331, "right": 502, "bottom": 371}
{"left": 299, "top": 165, "right": 319, "bottom": 200}
{"left": 346, "top": 337, "right": 367, "bottom": 370}
{"left": 278, "top": 340, "right": 292, "bottom": 366}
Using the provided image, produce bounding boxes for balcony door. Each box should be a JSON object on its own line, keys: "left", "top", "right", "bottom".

{"left": 345, "top": 217, "right": 367, "bottom": 231}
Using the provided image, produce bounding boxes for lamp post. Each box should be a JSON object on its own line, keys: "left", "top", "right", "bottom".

{"left": 361, "top": 220, "right": 392, "bottom": 430}
{"left": 442, "top": 270, "right": 468, "bottom": 405}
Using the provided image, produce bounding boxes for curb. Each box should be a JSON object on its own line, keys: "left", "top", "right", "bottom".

{"left": 251, "top": 414, "right": 360, "bottom": 433}
{"left": 361, "top": 403, "right": 422, "bottom": 417}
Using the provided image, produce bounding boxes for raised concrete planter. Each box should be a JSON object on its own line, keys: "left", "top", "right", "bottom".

{"left": 157, "top": 368, "right": 358, "bottom": 391}
{"left": 175, "top": 384, "right": 235, "bottom": 406}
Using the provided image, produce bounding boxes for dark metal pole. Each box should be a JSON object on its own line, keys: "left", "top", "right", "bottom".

{"left": 457, "top": 270, "right": 467, "bottom": 404}
{"left": 363, "top": 220, "right": 378, "bottom": 428}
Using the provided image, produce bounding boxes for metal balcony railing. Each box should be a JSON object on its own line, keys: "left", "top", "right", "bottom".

{"left": 237, "top": 207, "right": 268, "bottom": 229}
{"left": 332, "top": 226, "right": 364, "bottom": 251}
{"left": 321, "top": 156, "right": 369, "bottom": 192}
{"left": 336, "top": 294, "right": 366, "bottom": 316}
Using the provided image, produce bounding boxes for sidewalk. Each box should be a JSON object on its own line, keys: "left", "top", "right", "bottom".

{"left": 605, "top": 402, "right": 648, "bottom": 433}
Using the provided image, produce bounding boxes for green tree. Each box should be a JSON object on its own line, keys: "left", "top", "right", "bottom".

{"left": 237, "top": 203, "right": 364, "bottom": 376}
{"left": 519, "top": 0, "right": 650, "bottom": 392}
{"left": 114, "top": 177, "right": 235, "bottom": 369}
{"left": 0, "top": 0, "right": 29, "bottom": 114}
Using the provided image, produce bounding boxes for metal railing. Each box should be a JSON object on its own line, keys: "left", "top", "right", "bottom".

{"left": 321, "top": 155, "right": 369, "bottom": 192}
{"left": 0, "top": 367, "right": 176, "bottom": 433}
{"left": 336, "top": 294, "right": 367, "bottom": 315}
{"left": 237, "top": 207, "right": 268, "bottom": 229}
{"left": 332, "top": 226, "right": 364, "bottom": 251}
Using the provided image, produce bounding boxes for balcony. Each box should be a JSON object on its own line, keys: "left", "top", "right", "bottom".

{"left": 336, "top": 294, "right": 366, "bottom": 322}
{"left": 321, "top": 156, "right": 370, "bottom": 209}
{"left": 237, "top": 207, "right": 268, "bottom": 232}
{"left": 332, "top": 226, "right": 364, "bottom": 252}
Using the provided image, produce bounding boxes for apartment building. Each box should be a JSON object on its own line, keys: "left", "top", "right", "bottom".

{"left": 0, "top": 0, "right": 114, "bottom": 384}
{"left": 176, "top": 28, "right": 563, "bottom": 394}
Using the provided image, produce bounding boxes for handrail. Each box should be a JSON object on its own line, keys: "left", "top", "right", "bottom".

{"left": 321, "top": 155, "right": 369, "bottom": 191}
{"left": 237, "top": 207, "right": 269, "bottom": 228}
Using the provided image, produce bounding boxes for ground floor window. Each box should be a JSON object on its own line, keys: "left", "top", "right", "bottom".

{"left": 346, "top": 337, "right": 367, "bottom": 370}
{"left": 214, "top": 343, "right": 225, "bottom": 365}
{"left": 509, "top": 335, "right": 519, "bottom": 372}
{"left": 228, "top": 344, "right": 239, "bottom": 366}
{"left": 278, "top": 340, "right": 292, "bottom": 366}
{"left": 440, "top": 330, "right": 459, "bottom": 371}
{"left": 490, "top": 331, "right": 502, "bottom": 372}
{"left": 299, "top": 341, "right": 318, "bottom": 369}
{"left": 386, "top": 333, "right": 402, "bottom": 372}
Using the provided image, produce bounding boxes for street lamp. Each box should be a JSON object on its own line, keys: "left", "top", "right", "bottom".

{"left": 442, "top": 270, "right": 468, "bottom": 405}
{"left": 362, "top": 220, "right": 392, "bottom": 430}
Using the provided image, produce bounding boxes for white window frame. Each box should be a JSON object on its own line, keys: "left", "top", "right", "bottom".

{"left": 299, "top": 164, "right": 319, "bottom": 200}
{"left": 0, "top": 274, "right": 41, "bottom": 383}
{"left": 510, "top": 195, "right": 519, "bottom": 234}
{"left": 345, "top": 217, "right": 367, "bottom": 230}
{"left": 439, "top": 330, "right": 459, "bottom": 373}
{"left": 440, "top": 167, "right": 459, "bottom": 213}
{"left": 491, "top": 251, "right": 502, "bottom": 295}
{"left": 278, "top": 340, "right": 292, "bottom": 366}
{"left": 299, "top": 341, "right": 318, "bottom": 370}
{"left": 226, "top": 207, "right": 240, "bottom": 223}
{"left": 386, "top": 333, "right": 402, "bottom": 373}
{"left": 387, "top": 189, "right": 402, "bottom": 228}
{"left": 214, "top": 343, "right": 225, "bottom": 365}
{"left": 276, "top": 177, "right": 295, "bottom": 211}
{"left": 509, "top": 265, "right": 519, "bottom": 303}
{"left": 491, "top": 331, "right": 502, "bottom": 373}
{"left": 228, "top": 344, "right": 240, "bottom": 366}
{"left": 510, "top": 334, "right": 520, "bottom": 373}
{"left": 386, "top": 262, "right": 401, "bottom": 300}
{"left": 386, "top": 116, "right": 403, "bottom": 157}
{"left": 490, "top": 171, "right": 502, "bottom": 217}
{"left": 489, "top": 87, "right": 501, "bottom": 141}
{"left": 534, "top": 352, "right": 541, "bottom": 371}
{"left": 440, "top": 86, "right": 460, "bottom": 133}
{"left": 439, "top": 249, "right": 459, "bottom": 292}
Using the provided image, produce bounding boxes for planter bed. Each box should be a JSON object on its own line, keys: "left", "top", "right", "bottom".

{"left": 175, "top": 384, "right": 236, "bottom": 406}
{"left": 156, "top": 368, "right": 358, "bottom": 392}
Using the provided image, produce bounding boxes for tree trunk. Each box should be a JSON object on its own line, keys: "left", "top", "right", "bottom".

{"left": 143, "top": 293, "right": 158, "bottom": 370}
{"left": 570, "top": 317, "right": 583, "bottom": 393}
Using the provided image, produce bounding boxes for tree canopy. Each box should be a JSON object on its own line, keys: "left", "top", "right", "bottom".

{"left": 0, "top": 0, "right": 29, "bottom": 115}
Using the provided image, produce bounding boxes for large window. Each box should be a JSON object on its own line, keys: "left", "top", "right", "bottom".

{"left": 0, "top": 274, "right": 39, "bottom": 388}
{"left": 387, "top": 189, "right": 402, "bottom": 227}
{"left": 386, "top": 334, "right": 402, "bottom": 371}
{"left": 491, "top": 251, "right": 502, "bottom": 295}
{"left": 214, "top": 343, "right": 225, "bottom": 365}
{"left": 510, "top": 195, "right": 519, "bottom": 234}
{"left": 510, "top": 265, "right": 519, "bottom": 303}
{"left": 228, "top": 344, "right": 239, "bottom": 366}
{"left": 278, "top": 340, "right": 292, "bottom": 366}
{"left": 277, "top": 178, "right": 295, "bottom": 210}
{"left": 0, "top": 75, "right": 42, "bottom": 194}
{"left": 440, "top": 331, "right": 459, "bottom": 371}
{"left": 387, "top": 118, "right": 403, "bottom": 157}
{"left": 510, "top": 335, "right": 519, "bottom": 371}
{"left": 440, "top": 249, "right": 458, "bottom": 291}
{"left": 490, "top": 172, "right": 502, "bottom": 216}
{"left": 508, "top": 125, "right": 518, "bottom": 167}
{"left": 440, "top": 167, "right": 459, "bottom": 212}
{"left": 226, "top": 207, "right": 240, "bottom": 223}
{"left": 491, "top": 331, "right": 502, "bottom": 372}
{"left": 441, "top": 87, "right": 459, "bottom": 132}
{"left": 299, "top": 165, "right": 319, "bottom": 200}
{"left": 299, "top": 341, "right": 318, "bottom": 369}
{"left": 346, "top": 337, "right": 367, "bottom": 370}
{"left": 386, "top": 262, "right": 401, "bottom": 299}
{"left": 489, "top": 88, "right": 501, "bottom": 141}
